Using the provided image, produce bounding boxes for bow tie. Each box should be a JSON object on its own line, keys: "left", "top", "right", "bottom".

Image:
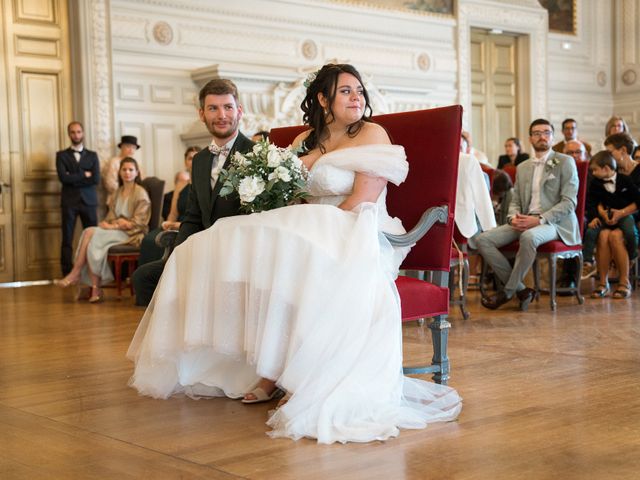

{"left": 72, "top": 148, "right": 83, "bottom": 153}
{"left": 209, "top": 144, "right": 229, "bottom": 156}
{"left": 531, "top": 158, "right": 546, "bottom": 165}
{"left": 603, "top": 179, "right": 614, "bottom": 184}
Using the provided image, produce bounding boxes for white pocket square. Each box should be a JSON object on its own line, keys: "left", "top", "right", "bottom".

{"left": 547, "top": 173, "right": 556, "bottom": 180}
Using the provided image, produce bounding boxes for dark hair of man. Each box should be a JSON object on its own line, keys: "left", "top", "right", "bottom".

{"left": 590, "top": 150, "right": 617, "bottom": 171}
{"left": 253, "top": 130, "right": 270, "bottom": 140}
{"left": 184, "top": 146, "right": 200, "bottom": 158}
{"left": 604, "top": 132, "right": 635, "bottom": 155}
{"left": 198, "top": 79, "right": 239, "bottom": 109}
{"left": 67, "top": 121, "right": 83, "bottom": 132}
{"left": 300, "top": 63, "right": 373, "bottom": 154}
{"left": 492, "top": 169, "right": 513, "bottom": 196}
{"left": 117, "top": 157, "right": 143, "bottom": 187}
{"left": 506, "top": 137, "right": 522, "bottom": 153}
{"left": 529, "top": 118, "right": 554, "bottom": 136}
{"left": 561, "top": 118, "right": 576, "bottom": 129}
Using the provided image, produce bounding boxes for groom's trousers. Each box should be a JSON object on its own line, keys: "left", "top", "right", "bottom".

{"left": 132, "top": 259, "right": 164, "bottom": 306}
{"left": 476, "top": 223, "right": 559, "bottom": 297}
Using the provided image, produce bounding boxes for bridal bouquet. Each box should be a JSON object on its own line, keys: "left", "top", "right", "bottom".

{"left": 219, "top": 139, "right": 309, "bottom": 213}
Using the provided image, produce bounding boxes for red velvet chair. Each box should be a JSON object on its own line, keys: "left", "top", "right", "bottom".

{"left": 480, "top": 160, "right": 589, "bottom": 310}
{"left": 502, "top": 164, "right": 517, "bottom": 184}
{"left": 270, "top": 106, "right": 462, "bottom": 384}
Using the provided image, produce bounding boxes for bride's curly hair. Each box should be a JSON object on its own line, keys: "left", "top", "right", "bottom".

{"left": 300, "top": 63, "right": 373, "bottom": 154}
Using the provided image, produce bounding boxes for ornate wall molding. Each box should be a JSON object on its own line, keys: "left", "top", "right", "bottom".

{"left": 458, "top": 0, "right": 548, "bottom": 134}
{"left": 71, "top": 0, "right": 115, "bottom": 163}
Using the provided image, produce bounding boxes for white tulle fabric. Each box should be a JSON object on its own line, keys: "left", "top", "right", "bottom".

{"left": 127, "top": 144, "right": 462, "bottom": 444}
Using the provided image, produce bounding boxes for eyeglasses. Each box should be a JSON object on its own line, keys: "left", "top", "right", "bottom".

{"left": 531, "top": 130, "right": 553, "bottom": 138}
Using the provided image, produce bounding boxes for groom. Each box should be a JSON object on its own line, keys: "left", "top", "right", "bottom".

{"left": 132, "top": 78, "right": 255, "bottom": 306}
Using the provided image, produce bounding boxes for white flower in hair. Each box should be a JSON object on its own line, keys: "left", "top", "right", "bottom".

{"left": 303, "top": 70, "right": 319, "bottom": 89}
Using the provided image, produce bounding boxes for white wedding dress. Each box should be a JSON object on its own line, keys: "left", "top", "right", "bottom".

{"left": 127, "top": 144, "right": 462, "bottom": 444}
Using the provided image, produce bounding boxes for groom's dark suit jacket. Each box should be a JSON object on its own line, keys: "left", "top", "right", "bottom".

{"left": 176, "top": 132, "right": 255, "bottom": 246}
{"left": 55, "top": 147, "right": 101, "bottom": 207}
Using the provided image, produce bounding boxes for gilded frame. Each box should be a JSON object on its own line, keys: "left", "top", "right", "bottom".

{"left": 538, "top": 0, "right": 577, "bottom": 35}
{"left": 328, "top": 0, "right": 455, "bottom": 17}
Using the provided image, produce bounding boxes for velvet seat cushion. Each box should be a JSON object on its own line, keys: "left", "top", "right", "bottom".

{"left": 396, "top": 276, "right": 449, "bottom": 322}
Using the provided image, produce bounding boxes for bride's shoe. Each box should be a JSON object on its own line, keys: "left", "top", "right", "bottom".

{"left": 88, "top": 286, "right": 104, "bottom": 303}
{"left": 54, "top": 276, "right": 78, "bottom": 288}
{"left": 241, "top": 386, "right": 283, "bottom": 404}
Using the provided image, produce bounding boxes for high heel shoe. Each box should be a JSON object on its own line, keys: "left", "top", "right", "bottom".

{"left": 88, "top": 286, "right": 104, "bottom": 303}
{"left": 54, "top": 276, "right": 79, "bottom": 288}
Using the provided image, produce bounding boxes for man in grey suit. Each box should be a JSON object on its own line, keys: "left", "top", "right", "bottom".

{"left": 477, "top": 119, "right": 580, "bottom": 310}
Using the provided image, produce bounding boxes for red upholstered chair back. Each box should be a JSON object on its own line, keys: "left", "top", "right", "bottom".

{"left": 480, "top": 163, "right": 496, "bottom": 193}
{"left": 503, "top": 164, "right": 517, "bottom": 184}
{"left": 270, "top": 106, "right": 463, "bottom": 273}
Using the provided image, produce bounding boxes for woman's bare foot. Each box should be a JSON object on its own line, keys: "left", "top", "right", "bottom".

{"left": 242, "top": 378, "right": 278, "bottom": 403}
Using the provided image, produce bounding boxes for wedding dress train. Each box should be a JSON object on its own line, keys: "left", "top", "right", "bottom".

{"left": 127, "top": 144, "right": 462, "bottom": 444}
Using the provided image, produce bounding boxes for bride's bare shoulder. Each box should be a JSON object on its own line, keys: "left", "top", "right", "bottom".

{"left": 356, "top": 122, "right": 391, "bottom": 145}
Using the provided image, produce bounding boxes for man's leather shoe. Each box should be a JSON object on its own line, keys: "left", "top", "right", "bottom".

{"left": 481, "top": 291, "right": 511, "bottom": 310}
{"left": 516, "top": 287, "right": 537, "bottom": 311}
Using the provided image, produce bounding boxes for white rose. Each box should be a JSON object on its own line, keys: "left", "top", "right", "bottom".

{"left": 252, "top": 143, "right": 263, "bottom": 154}
{"left": 268, "top": 166, "right": 291, "bottom": 183}
{"left": 290, "top": 154, "right": 303, "bottom": 170}
{"left": 233, "top": 151, "right": 247, "bottom": 166}
{"left": 267, "top": 148, "right": 282, "bottom": 167}
{"left": 238, "top": 176, "right": 265, "bottom": 203}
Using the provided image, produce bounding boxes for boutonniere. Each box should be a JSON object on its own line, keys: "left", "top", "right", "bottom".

{"left": 545, "top": 157, "right": 559, "bottom": 170}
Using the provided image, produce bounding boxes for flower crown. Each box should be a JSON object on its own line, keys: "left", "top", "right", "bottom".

{"left": 303, "top": 69, "right": 319, "bottom": 89}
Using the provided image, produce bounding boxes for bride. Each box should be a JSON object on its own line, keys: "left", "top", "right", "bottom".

{"left": 127, "top": 63, "right": 462, "bottom": 444}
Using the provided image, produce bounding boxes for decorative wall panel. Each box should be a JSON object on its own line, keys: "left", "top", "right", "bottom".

{"left": 18, "top": 70, "right": 61, "bottom": 178}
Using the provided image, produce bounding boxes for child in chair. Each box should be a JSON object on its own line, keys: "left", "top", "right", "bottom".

{"left": 587, "top": 151, "right": 640, "bottom": 299}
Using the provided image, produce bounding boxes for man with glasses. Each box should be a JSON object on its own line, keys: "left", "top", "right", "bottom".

{"left": 553, "top": 118, "right": 592, "bottom": 157}
{"left": 477, "top": 119, "right": 580, "bottom": 310}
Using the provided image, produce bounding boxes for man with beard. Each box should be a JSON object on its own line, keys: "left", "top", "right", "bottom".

{"left": 476, "top": 119, "right": 580, "bottom": 310}
{"left": 132, "top": 79, "right": 254, "bottom": 306}
{"left": 56, "top": 121, "right": 101, "bottom": 276}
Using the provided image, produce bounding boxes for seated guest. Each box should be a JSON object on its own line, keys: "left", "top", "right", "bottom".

{"left": 138, "top": 147, "right": 197, "bottom": 265}
{"left": 103, "top": 136, "right": 141, "bottom": 206}
{"left": 461, "top": 130, "right": 490, "bottom": 166}
{"left": 605, "top": 115, "right": 630, "bottom": 138}
{"left": 476, "top": 119, "right": 580, "bottom": 311}
{"left": 559, "top": 140, "right": 591, "bottom": 288}
{"left": 497, "top": 137, "right": 529, "bottom": 169}
{"left": 553, "top": 118, "right": 593, "bottom": 157}
{"left": 605, "top": 133, "right": 640, "bottom": 186}
{"left": 55, "top": 158, "right": 150, "bottom": 302}
{"left": 161, "top": 146, "right": 198, "bottom": 220}
{"left": 491, "top": 169, "right": 514, "bottom": 226}
{"left": 251, "top": 130, "right": 270, "bottom": 142}
{"left": 587, "top": 151, "right": 640, "bottom": 299}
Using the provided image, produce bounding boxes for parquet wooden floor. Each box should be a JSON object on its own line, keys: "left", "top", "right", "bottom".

{"left": 1, "top": 283, "right": 638, "bottom": 479}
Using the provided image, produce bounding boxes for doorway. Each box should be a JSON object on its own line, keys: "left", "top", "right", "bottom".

{"left": 470, "top": 28, "right": 520, "bottom": 166}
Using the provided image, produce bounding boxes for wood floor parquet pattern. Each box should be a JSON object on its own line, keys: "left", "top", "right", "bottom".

{"left": 0, "top": 285, "right": 639, "bottom": 479}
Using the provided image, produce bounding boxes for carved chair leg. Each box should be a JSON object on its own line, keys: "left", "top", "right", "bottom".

{"left": 460, "top": 258, "right": 470, "bottom": 320}
{"left": 548, "top": 254, "right": 557, "bottom": 311}
{"left": 429, "top": 314, "right": 451, "bottom": 385}
{"left": 575, "top": 253, "right": 585, "bottom": 304}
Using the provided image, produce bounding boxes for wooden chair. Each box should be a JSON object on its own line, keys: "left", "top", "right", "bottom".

{"left": 106, "top": 176, "right": 165, "bottom": 298}
{"left": 480, "top": 160, "right": 589, "bottom": 310}
{"left": 270, "top": 105, "right": 462, "bottom": 384}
